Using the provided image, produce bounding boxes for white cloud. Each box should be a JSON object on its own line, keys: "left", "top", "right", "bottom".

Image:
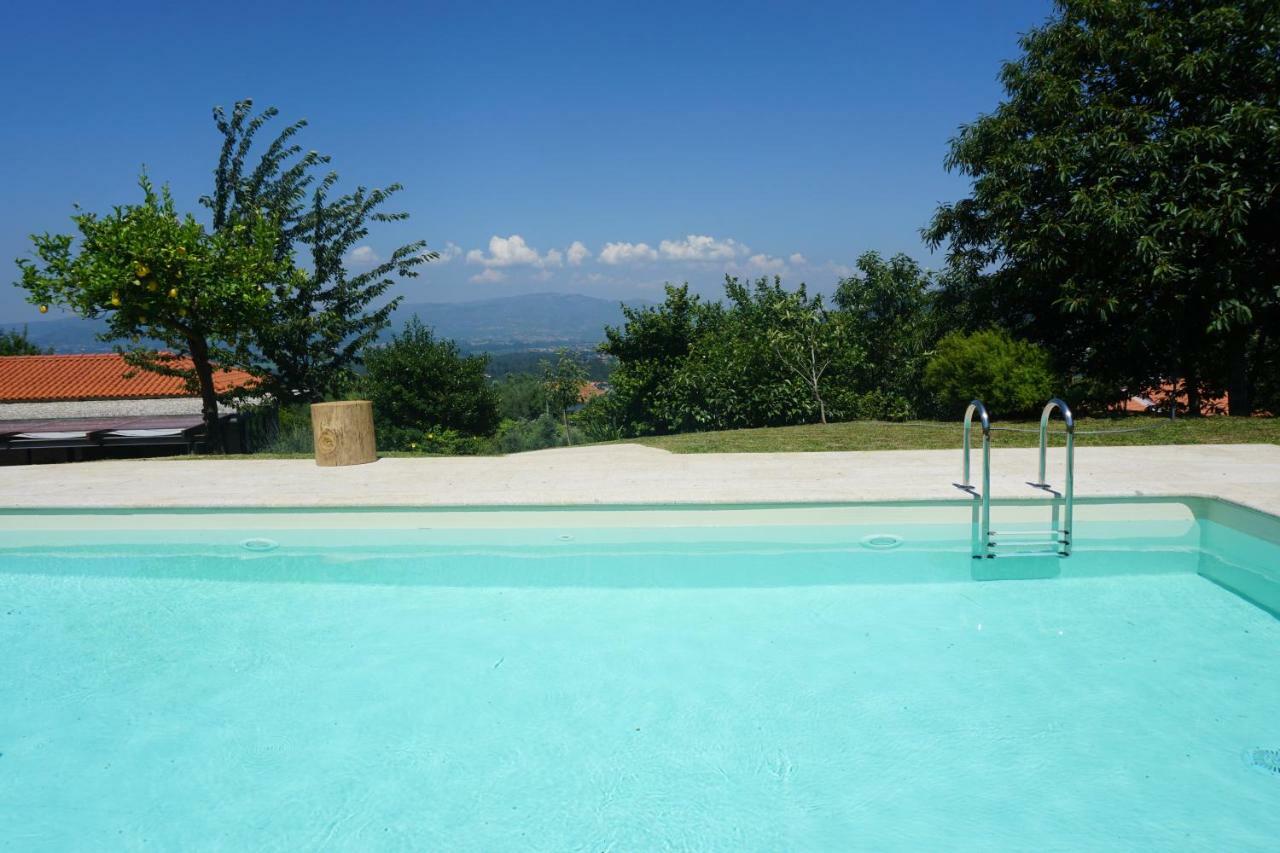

{"left": 659, "top": 234, "right": 745, "bottom": 262}
{"left": 347, "top": 245, "right": 380, "bottom": 265}
{"left": 748, "top": 253, "right": 787, "bottom": 272}
{"left": 567, "top": 241, "right": 590, "bottom": 266}
{"left": 433, "top": 242, "right": 462, "bottom": 262}
{"left": 599, "top": 241, "right": 658, "bottom": 265}
{"left": 466, "top": 234, "right": 562, "bottom": 269}
{"left": 788, "top": 253, "right": 808, "bottom": 266}
{"left": 469, "top": 268, "right": 506, "bottom": 284}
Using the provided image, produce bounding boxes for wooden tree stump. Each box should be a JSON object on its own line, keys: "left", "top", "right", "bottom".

{"left": 310, "top": 401, "right": 377, "bottom": 467}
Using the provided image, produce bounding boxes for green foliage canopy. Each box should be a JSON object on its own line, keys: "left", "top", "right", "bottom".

{"left": 833, "top": 251, "right": 939, "bottom": 417}
{"left": 541, "top": 349, "right": 589, "bottom": 445}
{"left": 0, "top": 326, "right": 50, "bottom": 356}
{"left": 362, "top": 317, "right": 500, "bottom": 449}
{"left": 203, "top": 100, "right": 433, "bottom": 401}
{"left": 924, "top": 329, "right": 1056, "bottom": 418}
{"left": 595, "top": 284, "right": 708, "bottom": 436}
{"left": 925, "top": 0, "right": 1280, "bottom": 414}
{"left": 16, "top": 176, "right": 281, "bottom": 446}
{"left": 496, "top": 373, "right": 548, "bottom": 421}
{"left": 590, "top": 275, "right": 910, "bottom": 439}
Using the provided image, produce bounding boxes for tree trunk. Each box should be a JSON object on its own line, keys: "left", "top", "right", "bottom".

{"left": 1228, "top": 331, "right": 1252, "bottom": 416}
{"left": 813, "top": 383, "right": 828, "bottom": 425}
{"left": 562, "top": 409, "right": 572, "bottom": 446}
{"left": 310, "top": 401, "right": 377, "bottom": 466}
{"left": 188, "top": 336, "right": 223, "bottom": 452}
{"left": 1178, "top": 304, "right": 1203, "bottom": 418}
{"left": 1181, "top": 370, "right": 1200, "bottom": 418}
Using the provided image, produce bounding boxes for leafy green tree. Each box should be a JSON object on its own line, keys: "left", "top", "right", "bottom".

{"left": 924, "top": 329, "right": 1056, "bottom": 417}
{"left": 16, "top": 176, "right": 280, "bottom": 448}
{"left": 834, "top": 251, "right": 938, "bottom": 417}
{"left": 0, "top": 326, "right": 50, "bottom": 356}
{"left": 362, "top": 317, "right": 499, "bottom": 448}
{"left": 203, "top": 100, "right": 433, "bottom": 401}
{"left": 749, "top": 279, "right": 852, "bottom": 425}
{"left": 597, "top": 276, "right": 874, "bottom": 435}
{"left": 660, "top": 277, "right": 851, "bottom": 431}
{"left": 541, "top": 349, "right": 589, "bottom": 445}
{"left": 496, "top": 373, "right": 548, "bottom": 421}
{"left": 598, "top": 284, "right": 710, "bottom": 436}
{"left": 924, "top": 0, "right": 1280, "bottom": 415}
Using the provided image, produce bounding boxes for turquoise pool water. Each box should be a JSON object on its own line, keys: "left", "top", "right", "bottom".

{"left": 2, "top": 500, "right": 1279, "bottom": 850}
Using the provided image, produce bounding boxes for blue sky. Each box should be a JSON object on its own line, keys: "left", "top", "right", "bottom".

{"left": 1, "top": 0, "right": 1053, "bottom": 322}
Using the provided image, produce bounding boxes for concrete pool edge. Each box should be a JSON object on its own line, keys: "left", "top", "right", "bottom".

{"left": 3, "top": 443, "right": 1280, "bottom": 516}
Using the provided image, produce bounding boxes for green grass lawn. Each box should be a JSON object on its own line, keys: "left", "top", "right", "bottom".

{"left": 628, "top": 416, "right": 1280, "bottom": 453}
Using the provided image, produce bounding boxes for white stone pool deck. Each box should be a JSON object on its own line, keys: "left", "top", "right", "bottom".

{"left": 4, "top": 443, "right": 1280, "bottom": 514}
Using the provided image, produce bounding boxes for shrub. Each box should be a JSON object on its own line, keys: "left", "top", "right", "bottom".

{"left": 494, "top": 414, "right": 576, "bottom": 453}
{"left": 850, "top": 389, "right": 915, "bottom": 422}
{"left": 254, "top": 403, "right": 315, "bottom": 453}
{"left": 379, "top": 424, "right": 489, "bottom": 455}
{"left": 495, "top": 373, "right": 547, "bottom": 421}
{"left": 576, "top": 395, "right": 626, "bottom": 442}
{"left": 923, "top": 329, "right": 1055, "bottom": 417}
{"left": 361, "top": 317, "right": 500, "bottom": 449}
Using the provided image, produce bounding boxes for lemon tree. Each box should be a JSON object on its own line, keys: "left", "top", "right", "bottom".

{"left": 16, "top": 175, "right": 281, "bottom": 449}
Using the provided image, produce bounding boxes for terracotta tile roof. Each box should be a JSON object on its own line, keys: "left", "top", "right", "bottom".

{"left": 578, "top": 381, "right": 607, "bottom": 403}
{"left": 1122, "top": 382, "right": 1228, "bottom": 416}
{"left": 0, "top": 353, "right": 258, "bottom": 403}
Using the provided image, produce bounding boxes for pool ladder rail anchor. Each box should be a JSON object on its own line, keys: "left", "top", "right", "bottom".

{"left": 954, "top": 398, "right": 1075, "bottom": 560}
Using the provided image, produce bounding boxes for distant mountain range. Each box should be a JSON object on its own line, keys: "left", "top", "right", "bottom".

{"left": 2, "top": 292, "right": 642, "bottom": 354}
{"left": 395, "top": 293, "right": 640, "bottom": 350}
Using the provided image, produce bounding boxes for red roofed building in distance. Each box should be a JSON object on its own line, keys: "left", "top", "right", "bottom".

{"left": 0, "top": 353, "right": 257, "bottom": 419}
{"left": 578, "top": 381, "right": 607, "bottom": 403}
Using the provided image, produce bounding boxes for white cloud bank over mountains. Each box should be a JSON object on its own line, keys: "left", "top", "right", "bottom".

{"left": 412, "top": 232, "right": 833, "bottom": 285}
{"left": 566, "top": 241, "right": 590, "bottom": 266}
{"left": 466, "top": 235, "right": 563, "bottom": 270}
{"left": 657, "top": 234, "right": 745, "bottom": 262}
{"left": 598, "top": 241, "right": 658, "bottom": 265}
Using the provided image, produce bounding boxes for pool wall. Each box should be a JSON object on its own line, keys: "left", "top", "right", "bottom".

{"left": 2, "top": 497, "right": 1278, "bottom": 616}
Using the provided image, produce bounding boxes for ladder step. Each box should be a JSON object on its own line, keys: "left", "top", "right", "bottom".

{"left": 989, "top": 539, "right": 1065, "bottom": 549}
{"left": 991, "top": 529, "right": 1063, "bottom": 538}
{"left": 992, "top": 549, "right": 1064, "bottom": 559}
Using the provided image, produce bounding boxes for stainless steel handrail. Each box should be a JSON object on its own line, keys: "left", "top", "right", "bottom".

{"left": 957, "top": 400, "right": 991, "bottom": 558}
{"left": 1032, "top": 397, "right": 1074, "bottom": 556}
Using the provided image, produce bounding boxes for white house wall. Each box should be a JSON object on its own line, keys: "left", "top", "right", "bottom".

{"left": 0, "top": 397, "right": 238, "bottom": 420}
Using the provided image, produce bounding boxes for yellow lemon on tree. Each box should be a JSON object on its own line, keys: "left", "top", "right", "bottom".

{"left": 134, "top": 262, "right": 150, "bottom": 277}
{"left": 39, "top": 304, "right": 49, "bottom": 314}
{"left": 168, "top": 288, "right": 179, "bottom": 299}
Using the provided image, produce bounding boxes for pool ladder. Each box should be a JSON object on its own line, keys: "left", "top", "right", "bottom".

{"left": 954, "top": 399, "right": 1074, "bottom": 559}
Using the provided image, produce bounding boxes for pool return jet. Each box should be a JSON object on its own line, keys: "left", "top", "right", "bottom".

{"left": 954, "top": 398, "right": 1075, "bottom": 559}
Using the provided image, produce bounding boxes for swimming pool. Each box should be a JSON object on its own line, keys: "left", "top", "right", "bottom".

{"left": 2, "top": 498, "right": 1278, "bottom": 850}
